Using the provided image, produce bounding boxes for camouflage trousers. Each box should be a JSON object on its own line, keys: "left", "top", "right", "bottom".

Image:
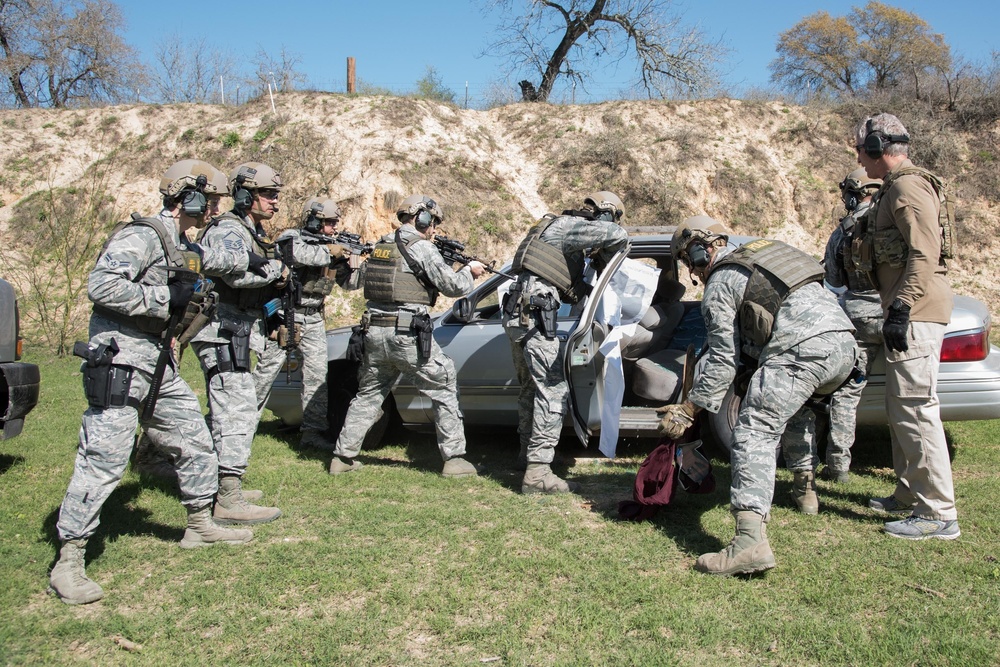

{"left": 505, "top": 322, "right": 567, "bottom": 465}
{"left": 56, "top": 362, "right": 218, "bottom": 542}
{"left": 826, "top": 316, "right": 884, "bottom": 473}
{"left": 334, "top": 324, "right": 466, "bottom": 460}
{"left": 191, "top": 336, "right": 282, "bottom": 478}
{"left": 288, "top": 311, "right": 328, "bottom": 437}
{"left": 252, "top": 334, "right": 287, "bottom": 421}
{"left": 731, "top": 330, "right": 857, "bottom": 516}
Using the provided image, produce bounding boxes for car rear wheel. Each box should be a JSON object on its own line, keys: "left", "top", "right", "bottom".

{"left": 327, "top": 360, "right": 398, "bottom": 450}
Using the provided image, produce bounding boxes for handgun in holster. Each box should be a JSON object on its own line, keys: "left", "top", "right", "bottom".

{"left": 501, "top": 282, "right": 523, "bottom": 319}
{"left": 73, "top": 338, "right": 133, "bottom": 409}
{"left": 529, "top": 294, "right": 559, "bottom": 340}
{"left": 347, "top": 312, "right": 369, "bottom": 363}
{"left": 411, "top": 313, "right": 434, "bottom": 359}
{"left": 219, "top": 319, "right": 251, "bottom": 372}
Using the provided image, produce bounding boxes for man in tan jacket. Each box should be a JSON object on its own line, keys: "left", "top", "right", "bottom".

{"left": 852, "top": 112, "right": 959, "bottom": 540}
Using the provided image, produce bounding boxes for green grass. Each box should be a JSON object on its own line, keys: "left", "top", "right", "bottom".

{"left": 1, "top": 352, "right": 999, "bottom": 665}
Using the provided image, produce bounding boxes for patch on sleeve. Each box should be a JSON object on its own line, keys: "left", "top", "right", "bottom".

{"left": 101, "top": 253, "right": 130, "bottom": 270}
{"left": 222, "top": 230, "right": 245, "bottom": 252}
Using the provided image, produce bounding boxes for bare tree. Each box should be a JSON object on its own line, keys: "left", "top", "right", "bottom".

{"left": 482, "top": 0, "right": 724, "bottom": 103}
{"left": 0, "top": 0, "right": 34, "bottom": 107}
{"left": 248, "top": 46, "right": 306, "bottom": 98}
{"left": 149, "top": 35, "right": 238, "bottom": 104}
{"left": 0, "top": 0, "right": 144, "bottom": 108}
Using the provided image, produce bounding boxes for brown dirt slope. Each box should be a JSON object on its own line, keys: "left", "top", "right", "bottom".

{"left": 1, "top": 93, "right": 997, "bottom": 328}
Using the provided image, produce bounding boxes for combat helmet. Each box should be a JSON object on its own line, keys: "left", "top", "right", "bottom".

{"left": 302, "top": 197, "right": 341, "bottom": 233}
{"left": 839, "top": 167, "right": 881, "bottom": 195}
{"left": 839, "top": 168, "right": 882, "bottom": 212}
{"left": 159, "top": 159, "right": 220, "bottom": 198}
{"left": 159, "top": 159, "right": 225, "bottom": 216}
{"left": 583, "top": 191, "right": 625, "bottom": 222}
{"left": 396, "top": 194, "right": 444, "bottom": 230}
{"left": 229, "top": 162, "right": 283, "bottom": 195}
{"left": 671, "top": 215, "right": 730, "bottom": 267}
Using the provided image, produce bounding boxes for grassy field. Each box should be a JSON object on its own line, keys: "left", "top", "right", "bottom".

{"left": 1, "top": 351, "right": 998, "bottom": 666}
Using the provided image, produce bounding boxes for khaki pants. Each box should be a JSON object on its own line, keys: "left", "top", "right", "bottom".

{"left": 885, "top": 321, "right": 957, "bottom": 520}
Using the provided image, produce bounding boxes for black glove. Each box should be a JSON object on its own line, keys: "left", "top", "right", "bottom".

{"left": 168, "top": 280, "right": 195, "bottom": 311}
{"left": 883, "top": 299, "right": 911, "bottom": 353}
{"left": 246, "top": 252, "right": 269, "bottom": 278}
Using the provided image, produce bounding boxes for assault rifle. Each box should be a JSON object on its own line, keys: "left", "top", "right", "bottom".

{"left": 432, "top": 235, "right": 515, "bottom": 279}
{"left": 143, "top": 269, "right": 214, "bottom": 420}
{"left": 275, "top": 237, "right": 301, "bottom": 383}
{"left": 302, "top": 230, "right": 374, "bottom": 257}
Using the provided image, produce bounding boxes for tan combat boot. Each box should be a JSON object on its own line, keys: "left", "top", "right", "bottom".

{"left": 694, "top": 510, "right": 777, "bottom": 576}
{"left": 442, "top": 457, "right": 480, "bottom": 478}
{"left": 180, "top": 505, "right": 255, "bottom": 549}
{"left": 213, "top": 476, "right": 282, "bottom": 525}
{"left": 329, "top": 455, "right": 363, "bottom": 475}
{"left": 49, "top": 539, "right": 104, "bottom": 605}
{"left": 792, "top": 470, "right": 819, "bottom": 515}
{"left": 521, "top": 463, "right": 580, "bottom": 495}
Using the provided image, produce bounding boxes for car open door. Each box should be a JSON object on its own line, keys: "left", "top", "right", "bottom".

{"left": 563, "top": 248, "right": 630, "bottom": 445}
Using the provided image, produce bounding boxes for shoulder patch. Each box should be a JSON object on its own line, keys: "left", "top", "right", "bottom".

{"left": 222, "top": 230, "right": 245, "bottom": 252}
{"left": 101, "top": 253, "right": 130, "bottom": 270}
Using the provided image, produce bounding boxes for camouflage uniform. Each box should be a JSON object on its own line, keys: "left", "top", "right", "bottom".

{"left": 502, "top": 214, "right": 629, "bottom": 465}
{"left": 333, "top": 224, "right": 475, "bottom": 461}
{"left": 56, "top": 212, "right": 241, "bottom": 541}
{"left": 822, "top": 200, "right": 883, "bottom": 475}
{"left": 190, "top": 210, "right": 285, "bottom": 478}
{"left": 253, "top": 227, "right": 357, "bottom": 444}
{"left": 689, "top": 246, "right": 857, "bottom": 517}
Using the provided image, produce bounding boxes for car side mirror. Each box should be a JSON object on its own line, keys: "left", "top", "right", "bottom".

{"left": 452, "top": 297, "right": 473, "bottom": 323}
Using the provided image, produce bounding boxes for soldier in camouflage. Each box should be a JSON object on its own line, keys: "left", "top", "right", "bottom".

{"left": 822, "top": 168, "right": 883, "bottom": 483}
{"left": 502, "top": 192, "right": 630, "bottom": 494}
{"left": 49, "top": 160, "right": 254, "bottom": 606}
{"left": 660, "top": 216, "right": 857, "bottom": 576}
{"left": 256, "top": 197, "right": 360, "bottom": 450}
{"left": 328, "top": 194, "right": 486, "bottom": 477}
{"left": 191, "top": 162, "right": 288, "bottom": 525}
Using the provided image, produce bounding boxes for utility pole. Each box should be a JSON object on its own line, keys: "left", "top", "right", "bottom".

{"left": 347, "top": 57, "right": 356, "bottom": 93}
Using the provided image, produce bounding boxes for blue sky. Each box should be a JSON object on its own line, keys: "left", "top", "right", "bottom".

{"left": 119, "top": 1, "right": 998, "bottom": 105}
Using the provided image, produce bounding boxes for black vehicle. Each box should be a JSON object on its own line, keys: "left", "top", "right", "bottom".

{"left": 1, "top": 278, "right": 40, "bottom": 440}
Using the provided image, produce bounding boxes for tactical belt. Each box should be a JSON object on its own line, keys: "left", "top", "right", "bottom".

{"left": 300, "top": 305, "right": 323, "bottom": 316}
{"left": 92, "top": 304, "right": 169, "bottom": 335}
{"left": 369, "top": 314, "right": 399, "bottom": 327}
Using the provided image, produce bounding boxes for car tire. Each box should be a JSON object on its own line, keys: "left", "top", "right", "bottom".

{"left": 327, "top": 360, "right": 398, "bottom": 450}
{"left": 702, "top": 385, "right": 740, "bottom": 458}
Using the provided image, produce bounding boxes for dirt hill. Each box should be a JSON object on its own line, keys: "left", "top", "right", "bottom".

{"left": 1, "top": 93, "right": 997, "bottom": 333}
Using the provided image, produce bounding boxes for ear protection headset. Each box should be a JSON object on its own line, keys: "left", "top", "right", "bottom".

{"left": 304, "top": 203, "right": 325, "bottom": 233}
{"left": 686, "top": 241, "right": 710, "bottom": 269}
{"left": 414, "top": 208, "right": 436, "bottom": 230}
{"left": 862, "top": 119, "right": 910, "bottom": 159}
{"left": 180, "top": 174, "right": 209, "bottom": 216}
{"left": 232, "top": 173, "right": 253, "bottom": 212}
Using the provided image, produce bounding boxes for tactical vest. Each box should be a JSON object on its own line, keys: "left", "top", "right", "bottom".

{"left": 295, "top": 234, "right": 337, "bottom": 301}
{"left": 714, "top": 239, "right": 824, "bottom": 350}
{"left": 863, "top": 166, "right": 956, "bottom": 272}
{"left": 92, "top": 214, "right": 200, "bottom": 334}
{"left": 363, "top": 236, "right": 438, "bottom": 306}
{"left": 199, "top": 211, "right": 278, "bottom": 310}
{"left": 838, "top": 206, "right": 877, "bottom": 293}
{"left": 298, "top": 264, "right": 337, "bottom": 300}
{"left": 511, "top": 215, "right": 589, "bottom": 304}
